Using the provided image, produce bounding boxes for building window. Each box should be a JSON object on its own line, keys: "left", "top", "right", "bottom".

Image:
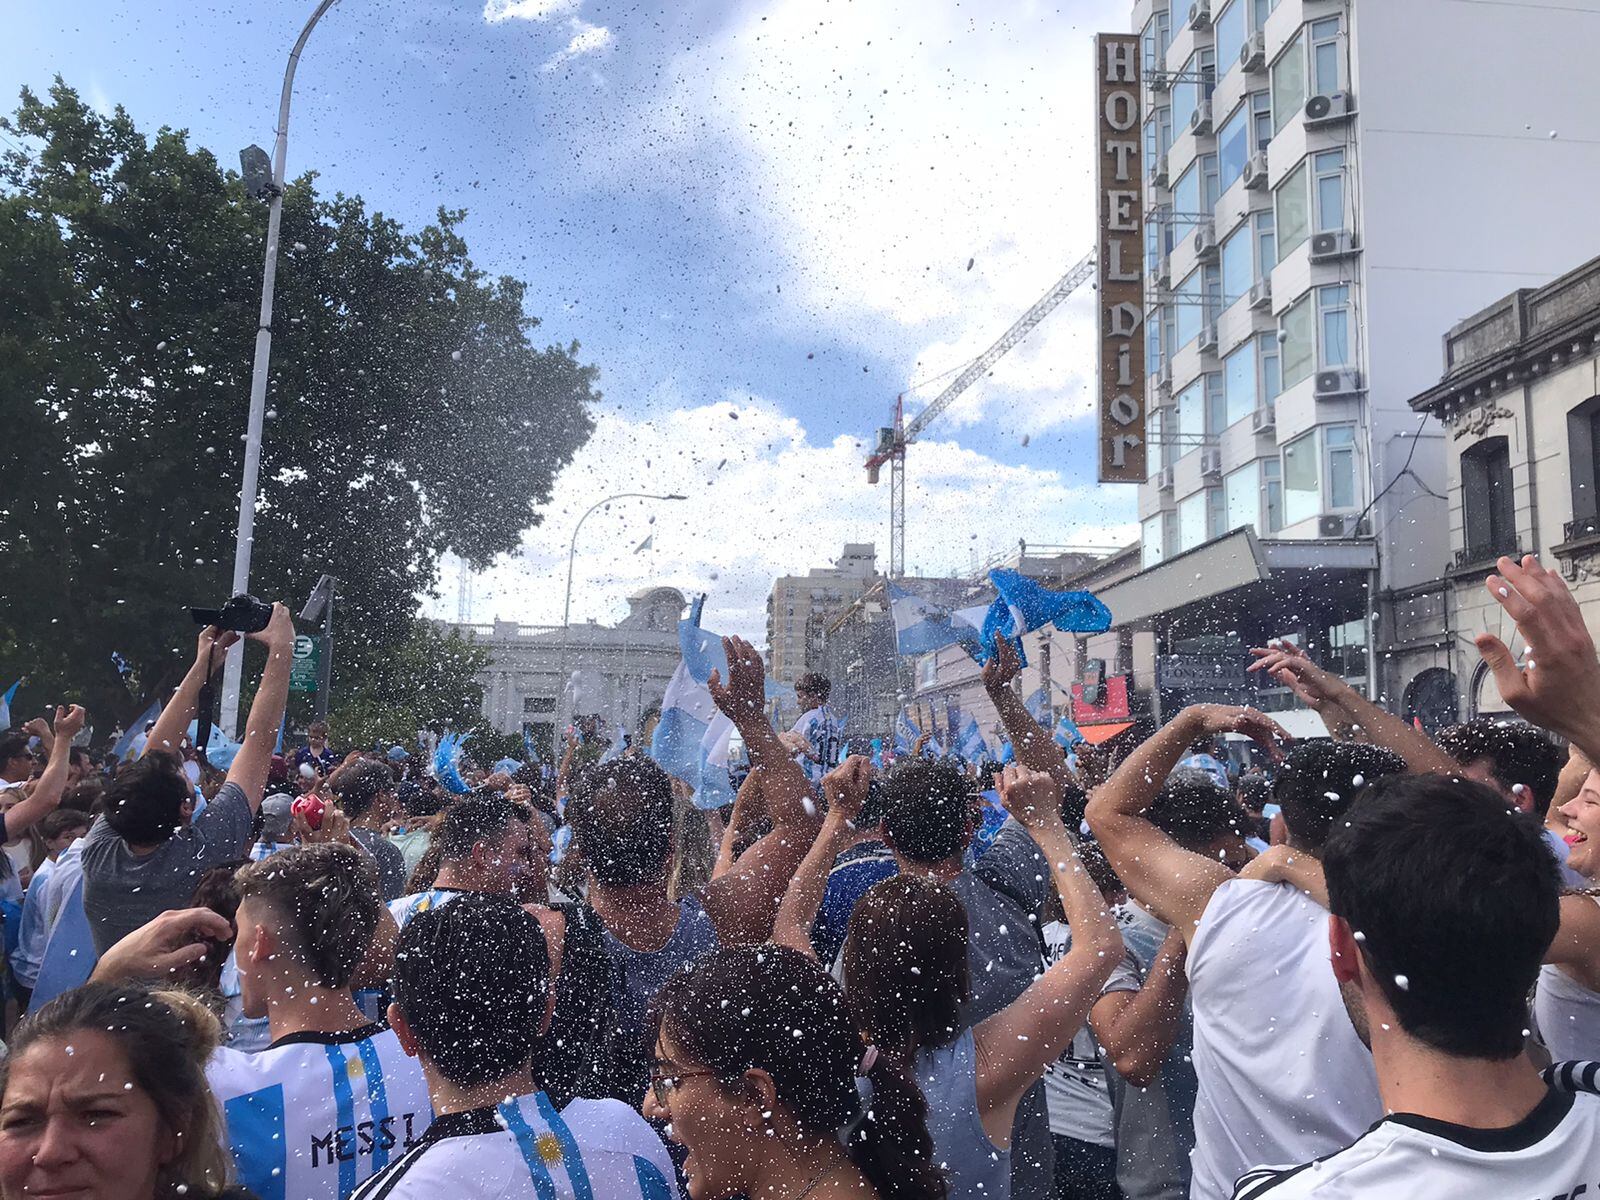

{"left": 1255, "top": 209, "right": 1276, "bottom": 277}
{"left": 1263, "top": 457, "right": 1284, "bottom": 531}
{"left": 1207, "top": 486, "right": 1228, "bottom": 539}
{"left": 1200, "top": 153, "right": 1220, "bottom": 211}
{"left": 1163, "top": 510, "right": 1180, "bottom": 557}
{"left": 1175, "top": 268, "right": 1204, "bottom": 349}
{"left": 1309, "top": 16, "right": 1344, "bottom": 95}
{"left": 1142, "top": 515, "right": 1165, "bottom": 569}
{"left": 1283, "top": 430, "right": 1320, "bottom": 525}
{"left": 1280, "top": 292, "right": 1314, "bottom": 389}
{"left": 1218, "top": 100, "right": 1250, "bottom": 194}
{"left": 1177, "top": 379, "right": 1205, "bottom": 451}
{"left": 1205, "top": 373, "right": 1227, "bottom": 436}
{"left": 1222, "top": 222, "right": 1252, "bottom": 311}
{"left": 1201, "top": 262, "right": 1223, "bottom": 328}
{"left": 1215, "top": 0, "right": 1246, "bottom": 79}
{"left": 1275, "top": 160, "right": 1309, "bottom": 262}
{"left": 1565, "top": 396, "right": 1600, "bottom": 533}
{"left": 1271, "top": 33, "right": 1305, "bottom": 133}
{"left": 1145, "top": 108, "right": 1174, "bottom": 181}
{"left": 1252, "top": 0, "right": 1280, "bottom": 28}
{"left": 1225, "top": 462, "right": 1258, "bottom": 532}
{"left": 1250, "top": 90, "right": 1273, "bottom": 150}
{"left": 1224, "top": 338, "right": 1258, "bottom": 426}
{"left": 1461, "top": 436, "right": 1516, "bottom": 561}
{"left": 1318, "top": 285, "right": 1352, "bottom": 368}
{"left": 1313, "top": 149, "right": 1346, "bottom": 232}
{"left": 1142, "top": 9, "right": 1172, "bottom": 73}
{"left": 1260, "top": 332, "right": 1282, "bottom": 400}
{"left": 1174, "top": 160, "right": 1201, "bottom": 232}
{"left": 1172, "top": 48, "right": 1216, "bottom": 133}
{"left": 1146, "top": 300, "right": 1163, "bottom": 369}
{"left": 1326, "top": 424, "right": 1358, "bottom": 509}
{"left": 1179, "top": 490, "right": 1209, "bottom": 551}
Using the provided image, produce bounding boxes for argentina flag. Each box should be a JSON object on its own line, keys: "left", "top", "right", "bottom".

{"left": 887, "top": 582, "right": 989, "bottom": 658}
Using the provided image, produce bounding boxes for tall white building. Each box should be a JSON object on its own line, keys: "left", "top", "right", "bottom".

{"left": 766, "top": 543, "right": 879, "bottom": 685}
{"left": 1118, "top": 0, "right": 1600, "bottom": 709}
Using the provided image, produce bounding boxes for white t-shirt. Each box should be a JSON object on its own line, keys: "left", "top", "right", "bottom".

{"left": 1040, "top": 918, "right": 1141, "bottom": 1148}
{"left": 1535, "top": 960, "right": 1600, "bottom": 1064}
{"left": 208, "top": 1022, "right": 433, "bottom": 1200}
{"left": 789, "top": 706, "right": 844, "bottom": 785}
{"left": 1187, "top": 879, "right": 1382, "bottom": 1200}
{"left": 349, "top": 1092, "right": 679, "bottom": 1200}
{"left": 1231, "top": 1085, "right": 1600, "bottom": 1198}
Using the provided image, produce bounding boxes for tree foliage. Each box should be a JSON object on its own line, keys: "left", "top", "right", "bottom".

{"left": 0, "top": 81, "right": 596, "bottom": 731}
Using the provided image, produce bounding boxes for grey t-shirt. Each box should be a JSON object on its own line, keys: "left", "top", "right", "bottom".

{"left": 350, "top": 826, "right": 408, "bottom": 902}
{"left": 81, "top": 780, "right": 255, "bottom": 954}
{"left": 959, "top": 819, "right": 1053, "bottom": 1200}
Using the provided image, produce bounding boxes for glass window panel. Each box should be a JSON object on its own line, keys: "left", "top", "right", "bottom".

{"left": 1173, "top": 51, "right": 1202, "bottom": 131}
{"left": 1218, "top": 103, "right": 1249, "bottom": 193}
{"left": 1180, "top": 491, "right": 1208, "bottom": 550}
{"left": 1283, "top": 431, "right": 1320, "bottom": 525}
{"left": 1314, "top": 149, "right": 1345, "bottom": 232}
{"left": 1163, "top": 510, "right": 1180, "bottom": 556}
{"left": 1225, "top": 462, "right": 1259, "bottom": 532}
{"left": 1281, "top": 293, "right": 1314, "bottom": 388}
{"left": 1174, "top": 162, "right": 1200, "bottom": 247}
{"left": 1251, "top": 91, "right": 1273, "bottom": 150}
{"left": 1224, "top": 338, "right": 1258, "bottom": 425}
{"left": 1201, "top": 154, "right": 1220, "bottom": 210}
{"left": 1260, "top": 332, "right": 1282, "bottom": 400}
{"left": 1176, "top": 269, "right": 1203, "bottom": 349}
{"left": 1142, "top": 515, "right": 1165, "bottom": 568}
{"left": 1329, "top": 444, "right": 1356, "bottom": 509}
{"left": 1272, "top": 34, "right": 1305, "bottom": 132}
{"left": 1177, "top": 379, "right": 1205, "bottom": 448}
{"left": 1319, "top": 285, "right": 1350, "bottom": 368}
{"left": 1276, "top": 162, "right": 1309, "bottom": 261}
{"left": 1202, "top": 263, "right": 1223, "bottom": 326}
{"left": 1263, "top": 458, "right": 1283, "bottom": 532}
{"left": 1310, "top": 18, "right": 1342, "bottom": 93}
{"left": 1205, "top": 374, "right": 1226, "bottom": 436}
{"left": 1255, "top": 210, "right": 1276, "bottom": 278}
{"left": 1215, "top": 1, "right": 1246, "bottom": 78}
{"left": 1208, "top": 487, "right": 1228, "bottom": 538}
{"left": 1221, "top": 223, "right": 1252, "bottom": 310}
{"left": 1252, "top": 0, "right": 1277, "bottom": 28}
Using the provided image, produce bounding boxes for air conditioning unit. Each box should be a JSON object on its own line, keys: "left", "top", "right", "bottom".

{"left": 1242, "top": 151, "right": 1269, "bottom": 190}
{"left": 1318, "top": 514, "right": 1372, "bottom": 538}
{"left": 1250, "top": 405, "right": 1276, "bottom": 435}
{"left": 1248, "top": 278, "right": 1273, "bottom": 310}
{"left": 1304, "top": 92, "right": 1354, "bottom": 125}
{"left": 1309, "top": 230, "right": 1358, "bottom": 262}
{"left": 1240, "top": 31, "right": 1266, "bottom": 72}
{"left": 1314, "top": 368, "right": 1365, "bottom": 398}
{"left": 1157, "top": 465, "right": 1176, "bottom": 491}
{"left": 1149, "top": 69, "right": 1172, "bottom": 94}
{"left": 1188, "top": 0, "right": 1212, "bottom": 31}
{"left": 1190, "top": 100, "right": 1214, "bottom": 136}
{"left": 1156, "top": 358, "right": 1173, "bottom": 387}
{"left": 1200, "top": 448, "right": 1223, "bottom": 479}
{"left": 1193, "top": 222, "right": 1219, "bottom": 261}
{"left": 1198, "top": 322, "right": 1219, "bottom": 354}
{"left": 1152, "top": 153, "right": 1170, "bottom": 188}
{"left": 1155, "top": 255, "right": 1173, "bottom": 290}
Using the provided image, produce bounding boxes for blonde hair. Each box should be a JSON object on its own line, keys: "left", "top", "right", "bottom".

{"left": 2, "top": 982, "right": 235, "bottom": 1198}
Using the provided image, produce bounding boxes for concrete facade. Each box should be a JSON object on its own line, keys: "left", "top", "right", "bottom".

{"left": 765, "top": 543, "right": 878, "bottom": 685}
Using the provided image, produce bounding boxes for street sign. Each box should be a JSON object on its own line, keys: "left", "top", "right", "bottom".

{"left": 290, "top": 635, "right": 321, "bottom": 694}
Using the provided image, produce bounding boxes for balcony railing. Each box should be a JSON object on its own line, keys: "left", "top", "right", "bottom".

{"left": 1452, "top": 541, "right": 1521, "bottom": 571}
{"left": 1564, "top": 518, "right": 1600, "bottom": 545}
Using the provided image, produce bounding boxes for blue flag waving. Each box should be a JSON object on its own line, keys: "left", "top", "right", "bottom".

{"left": 0, "top": 680, "right": 19, "bottom": 733}
{"left": 887, "top": 583, "right": 989, "bottom": 658}
{"left": 989, "top": 568, "right": 1112, "bottom": 637}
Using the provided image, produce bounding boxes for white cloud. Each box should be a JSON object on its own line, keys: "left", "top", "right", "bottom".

{"left": 482, "top": 0, "right": 578, "bottom": 23}
{"left": 437, "top": 395, "right": 1137, "bottom": 643}
{"left": 578, "top": 0, "right": 1129, "bottom": 433}
{"left": 541, "top": 18, "right": 614, "bottom": 72}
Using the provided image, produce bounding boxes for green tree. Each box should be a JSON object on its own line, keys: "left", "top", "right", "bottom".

{"left": 0, "top": 81, "right": 595, "bottom": 730}
{"left": 326, "top": 622, "right": 490, "bottom": 749}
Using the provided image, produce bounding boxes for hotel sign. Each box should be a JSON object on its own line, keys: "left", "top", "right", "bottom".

{"left": 1095, "top": 33, "right": 1146, "bottom": 484}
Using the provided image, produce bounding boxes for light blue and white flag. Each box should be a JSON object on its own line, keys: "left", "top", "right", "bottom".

{"left": 185, "top": 720, "right": 243, "bottom": 772}
{"left": 1024, "top": 686, "right": 1052, "bottom": 727}
{"left": 112, "top": 698, "right": 164, "bottom": 762}
{"left": 893, "top": 710, "right": 921, "bottom": 756}
{"left": 0, "top": 680, "right": 19, "bottom": 733}
{"left": 598, "top": 723, "right": 628, "bottom": 765}
{"left": 522, "top": 726, "right": 542, "bottom": 765}
{"left": 956, "top": 716, "right": 989, "bottom": 764}
{"left": 988, "top": 568, "right": 1113, "bottom": 640}
{"left": 1054, "top": 711, "right": 1086, "bottom": 749}
{"left": 887, "top": 583, "right": 990, "bottom": 658}
{"left": 650, "top": 597, "right": 738, "bottom": 809}
{"left": 432, "top": 731, "right": 472, "bottom": 795}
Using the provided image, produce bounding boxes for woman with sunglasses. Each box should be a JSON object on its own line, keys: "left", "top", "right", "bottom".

{"left": 646, "top": 943, "right": 945, "bottom": 1200}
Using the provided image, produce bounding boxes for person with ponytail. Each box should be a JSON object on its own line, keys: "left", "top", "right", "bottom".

{"left": 0, "top": 980, "right": 255, "bottom": 1200}
{"left": 645, "top": 942, "right": 944, "bottom": 1200}
{"left": 773, "top": 758, "right": 1122, "bottom": 1200}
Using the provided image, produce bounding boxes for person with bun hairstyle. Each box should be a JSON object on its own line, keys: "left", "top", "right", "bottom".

{"left": 646, "top": 942, "right": 945, "bottom": 1200}
{"left": 0, "top": 980, "right": 255, "bottom": 1200}
{"left": 773, "top": 758, "right": 1122, "bottom": 1200}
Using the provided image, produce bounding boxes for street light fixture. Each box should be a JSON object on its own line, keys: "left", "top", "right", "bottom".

{"left": 219, "top": 0, "right": 343, "bottom": 738}
{"left": 555, "top": 492, "right": 688, "bottom": 728}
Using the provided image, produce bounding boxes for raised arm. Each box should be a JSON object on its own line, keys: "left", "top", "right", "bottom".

{"left": 1479, "top": 554, "right": 1600, "bottom": 766}
{"left": 3, "top": 705, "right": 85, "bottom": 841}
{"left": 225, "top": 603, "right": 295, "bottom": 810}
{"left": 772, "top": 757, "right": 869, "bottom": 958}
{"left": 1088, "top": 705, "right": 1285, "bottom": 945}
{"left": 982, "top": 637, "right": 1069, "bottom": 783}
{"left": 144, "top": 626, "right": 240, "bottom": 759}
{"left": 701, "top": 636, "right": 823, "bottom": 944}
{"left": 1238, "top": 843, "right": 1329, "bottom": 908}
{"left": 712, "top": 768, "right": 763, "bottom": 880}
{"left": 1090, "top": 929, "right": 1190, "bottom": 1087}
{"left": 972, "top": 765, "right": 1120, "bottom": 1140}
{"left": 1249, "top": 639, "right": 1456, "bottom": 775}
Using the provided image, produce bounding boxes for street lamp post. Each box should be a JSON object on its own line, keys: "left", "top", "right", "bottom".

{"left": 555, "top": 492, "right": 686, "bottom": 729}
{"left": 220, "top": 0, "right": 343, "bottom": 738}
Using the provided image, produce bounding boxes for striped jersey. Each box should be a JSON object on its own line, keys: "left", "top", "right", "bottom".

{"left": 208, "top": 1022, "right": 433, "bottom": 1200}
{"left": 349, "top": 1092, "right": 679, "bottom": 1200}
{"left": 388, "top": 886, "right": 468, "bottom": 930}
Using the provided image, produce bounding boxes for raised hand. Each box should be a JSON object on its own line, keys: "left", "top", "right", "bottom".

{"left": 91, "top": 906, "right": 236, "bottom": 984}
{"left": 998, "top": 762, "right": 1066, "bottom": 833}
{"left": 982, "top": 635, "right": 1023, "bottom": 695}
{"left": 822, "top": 755, "right": 871, "bottom": 825}
{"left": 1477, "top": 555, "right": 1600, "bottom": 755}
{"left": 1247, "top": 641, "right": 1341, "bottom": 712}
{"left": 1185, "top": 704, "right": 1291, "bottom": 760}
{"left": 708, "top": 635, "right": 767, "bottom": 725}
{"left": 52, "top": 704, "right": 86, "bottom": 742}
{"left": 197, "top": 624, "right": 240, "bottom": 665}
{"left": 246, "top": 602, "right": 296, "bottom": 651}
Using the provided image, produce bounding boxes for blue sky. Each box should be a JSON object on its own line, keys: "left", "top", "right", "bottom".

{"left": 5, "top": 0, "right": 1137, "bottom": 638}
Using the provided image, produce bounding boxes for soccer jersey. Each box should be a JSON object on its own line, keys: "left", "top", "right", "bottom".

{"left": 1040, "top": 919, "right": 1141, "bottom": 1148}
{"left": 208, "top": 1022, "right": 433, "bottom": 1200}
{"left": 789, "top": 705, "right": 844, "bottom": 785}
{"left": 1187, "top": 879, "right": 1382, "bottom": 1200}
{"left": 348, "top": 1092, "right": 679, "bottom": 1200}
{"left": 1231, "top": 1085, "right": 1600, "bottom": 1198}
{"left": 387, "top": 887, "right": 468, "bottom": 930}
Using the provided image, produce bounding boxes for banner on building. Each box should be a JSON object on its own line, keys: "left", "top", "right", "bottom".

{"left": 1095, "top": 32, "right": 1147, "bottom": 484}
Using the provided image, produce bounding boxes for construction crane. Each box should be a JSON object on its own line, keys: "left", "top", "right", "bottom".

{"left": 865, "top": 250, "right": 1098, "bottom": 578}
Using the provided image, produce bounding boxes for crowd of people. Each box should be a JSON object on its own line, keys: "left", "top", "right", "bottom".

{"left": 1, "top": 553, "right": 1599, "bottom": 1199}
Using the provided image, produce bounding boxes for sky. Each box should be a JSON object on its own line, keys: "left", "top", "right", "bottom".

{"left": 4, "top": 0, "right": 1139, "bottom": 642}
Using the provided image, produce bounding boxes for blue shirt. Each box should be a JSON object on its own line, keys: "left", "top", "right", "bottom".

{"left": 812, "top": 841, "right": 898, "bottom": 965}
